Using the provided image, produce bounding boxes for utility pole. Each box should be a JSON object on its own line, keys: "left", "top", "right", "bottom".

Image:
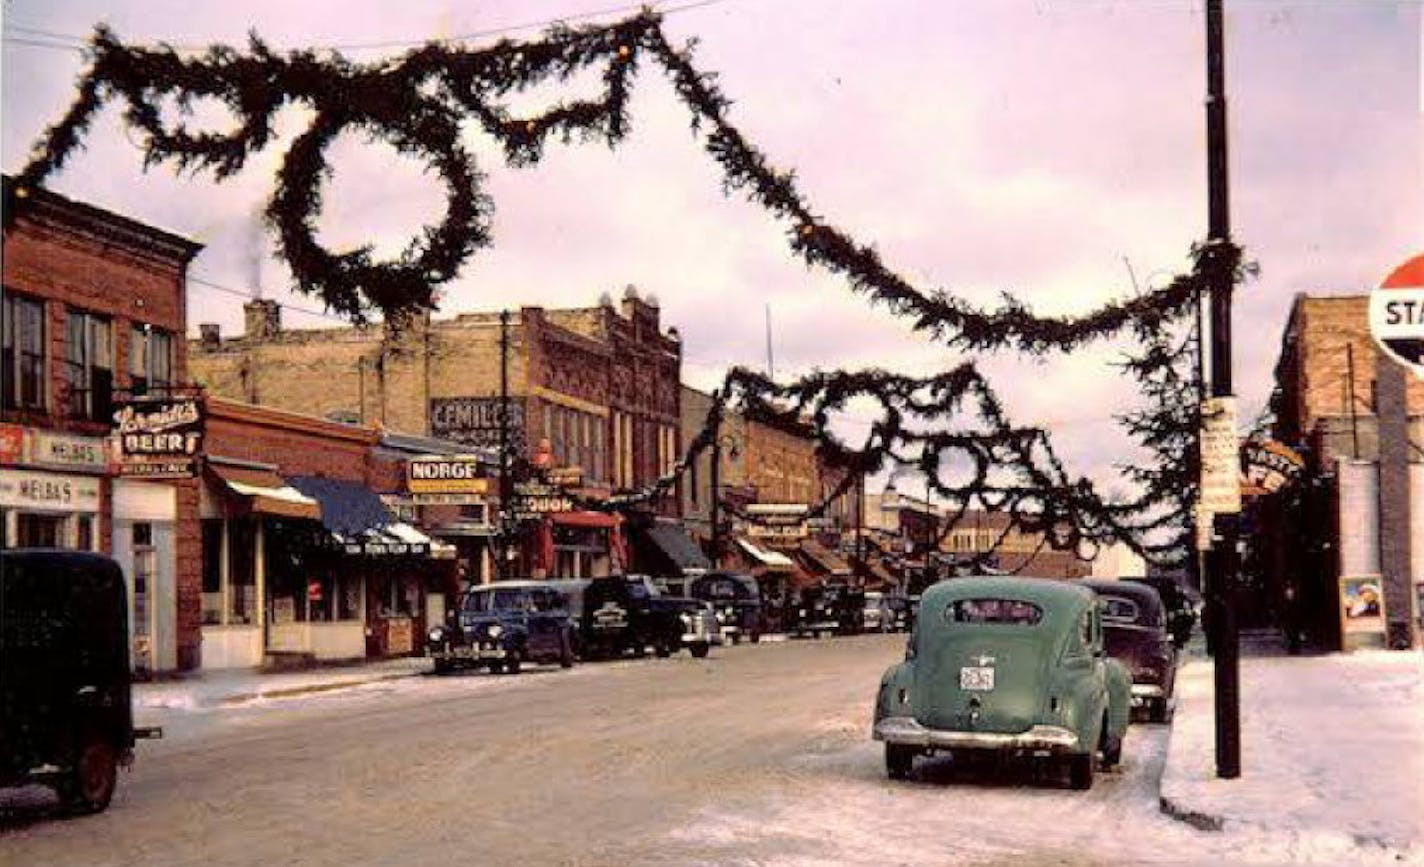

{"left": 855, "top": 470, "right": 865, "bottom": 587}
{"left": 709, "top": 393, "right": 723, "bottom": 569}
{"left": 1204, "top": 0, "right": 1241, "bottom": 780}
{"left": 498, "top": 309, "right": 512, "bottom": 579}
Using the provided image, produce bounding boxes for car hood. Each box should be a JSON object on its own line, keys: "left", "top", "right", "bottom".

{"left": 458, "top": 612, "right": 520, "bottom": 632}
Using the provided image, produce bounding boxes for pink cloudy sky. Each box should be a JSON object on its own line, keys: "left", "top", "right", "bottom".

{"left": 3, "top": 0, "right": 1420, "bottom": 493}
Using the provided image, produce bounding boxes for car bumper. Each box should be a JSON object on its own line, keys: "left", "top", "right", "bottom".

{"left": 873, "top": 716, "right": 1081, "bottom": 752}
{"left": 1131, "top": 683, "right": 1166, "bottom": 702}
{"left": 430, "top": 644, "right": 508, "bottom": 661}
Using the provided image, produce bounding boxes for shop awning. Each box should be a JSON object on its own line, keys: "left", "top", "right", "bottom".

{"left": 287, "top": 475, "right": 395, "bottom": 535}
{"left": 550, "top": 510, "right": 623, "bottom": 529}
{"left": 385, "top": 521, "right": 456, "bottom": 559}
{"left": 799, "top": 539, "right": 852, "bottom": 577}
{"left": 637, "top": 522, "right": 712, "bottom": 575}
{"left": 207, "top": 462, "right": 321, "bottom": 520}
{"left": 736, "top": 537, "right": 796, "bottom": 570}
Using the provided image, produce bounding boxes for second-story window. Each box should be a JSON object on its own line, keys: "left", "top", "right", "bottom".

{"left": 131, "top": 324, "right": 174, "bottom": 396}
{"left": 65, "top": 309, "right": 113, "bottom": 421}
{"left": 2, "top": 291, "right": 47, "bottom": 411}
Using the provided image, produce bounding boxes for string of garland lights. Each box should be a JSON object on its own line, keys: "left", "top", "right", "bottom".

{"left": 5, "top": 10, "right": 1246, "bottom": 568}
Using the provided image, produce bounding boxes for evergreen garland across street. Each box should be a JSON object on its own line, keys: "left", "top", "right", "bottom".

{"left": 6, "top": 10, "right": 1249, "bottom": 568}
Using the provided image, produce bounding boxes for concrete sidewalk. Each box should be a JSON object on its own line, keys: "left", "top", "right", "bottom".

{"left": 1159, "top": 647, "right": 1423, "bottom": 859}
{"left": 134, "top": 656, "right": 430, "bottom": 710}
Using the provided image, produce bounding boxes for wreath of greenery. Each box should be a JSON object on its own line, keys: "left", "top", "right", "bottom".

{"left": 8, "top": 11, "right": 1245, "bottom": 568}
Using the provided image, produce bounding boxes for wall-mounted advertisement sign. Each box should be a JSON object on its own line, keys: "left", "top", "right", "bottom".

{"left": 1369, "top": 253, "right": 1424, "bottom": 377}
{"left": 1198, "top": 396, "right": 1241, "bottom": 515}
{"left": 510, "top": 480, "right": 574, "bottom": 521}
{"left": 1242, "top": 439, "right": 1305, "bottom": 495}
{"left": 429, "top": 397, "right": 526, "bottom": 453}
{"left": 0, "top": 425, "right": 108, "bottom": 472}
{"left": 407, "top": 455, "right": 491, "bottom": 498}
{"left": 112, "top": 396, "right": 204, "bottom": 478}
{"left": 1339, "top": 575, "right": 1387, "bottom": 650}
{"left": 0, "top": 469, "right": 101, "bottom": 512}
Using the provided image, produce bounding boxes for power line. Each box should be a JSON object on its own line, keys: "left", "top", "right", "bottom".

{"left": 2, "top": 0, "right": 736, "bottom": 56}
{"left": 187, "top": 274, "right": 349, "bottom": 323}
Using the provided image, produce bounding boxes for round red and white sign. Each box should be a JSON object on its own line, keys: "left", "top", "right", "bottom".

{"left": 1369, "top": 253, "right": 1424, "bottom": 376}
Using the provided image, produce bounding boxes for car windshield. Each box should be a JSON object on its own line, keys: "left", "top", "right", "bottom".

{"left": 1100, "top": 596, "right": 1140, "bottom": 623}
{"left": 462, "top": 589, "right": 531, "bottom": 613}
{"left": 947, "top": 598, "right": 1044, "bottom": 625}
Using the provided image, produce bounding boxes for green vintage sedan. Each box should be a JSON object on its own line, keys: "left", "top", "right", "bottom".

{"left": 872, "top": 576, "right": 1131, "bottom": 789}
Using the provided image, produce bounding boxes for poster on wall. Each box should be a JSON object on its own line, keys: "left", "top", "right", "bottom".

{"left": 1339, "top": 575, "right": 1387, "bottom": 649}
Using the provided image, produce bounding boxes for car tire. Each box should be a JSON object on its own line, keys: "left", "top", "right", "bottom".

{"left": 433, "top": 658, "right": 454, "bottom": 675}
{"left": 504, "top": 650, "right": 522, "bottom": 675}
{"left": 885, "top": 744, "right": 915, "bottom": 780}
{"left": 560, "top": 638, "right": 575, "bottom": 669}
{"left": 654, "top": 641, "right": 672, "bottom": 658}
{"left": 690, "top": 642, "right": 710, "bottom": 659}
{"left": 60, "top": 734, "right": 118, "bottom": 815}
{"left": 749, "top": 630, "right": 761, "bottom": 644}
{"left": 1068, "top": 753, "right": 1095, "bottom": 790}
{"left": 1149, "top": 698, "right": 1171, "bottom": 724}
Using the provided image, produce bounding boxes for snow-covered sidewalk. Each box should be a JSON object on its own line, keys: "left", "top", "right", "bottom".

{"left": 134, "top": 656, "right": 430, "bottom": 711}
{"left": 1161, "top": 649, "right": 1424, "bottom": 857}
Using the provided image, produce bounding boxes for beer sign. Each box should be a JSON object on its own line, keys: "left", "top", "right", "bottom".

{"left": 111, "top": 395, "right": 204, "bottom": 477}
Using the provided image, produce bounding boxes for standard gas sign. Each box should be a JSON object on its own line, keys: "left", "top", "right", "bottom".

{"left": 1369, "top": 253, "right": 1424, "bottom": 376}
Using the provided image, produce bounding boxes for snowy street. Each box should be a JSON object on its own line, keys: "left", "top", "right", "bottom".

{"left": 6, "top": 634, "right": 1414, "bottom": 866}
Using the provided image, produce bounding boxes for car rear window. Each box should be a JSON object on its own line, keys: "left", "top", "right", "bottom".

{"left": 947, "top": 598, "right": 1043, "bottom": 625}
{"left": 1100, "top": 596, "right": 1140, "bottom": 623}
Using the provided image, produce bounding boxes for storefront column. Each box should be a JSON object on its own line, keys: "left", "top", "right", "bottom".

{"left": 255, "top": 519, "right": 268, "bottom": 637}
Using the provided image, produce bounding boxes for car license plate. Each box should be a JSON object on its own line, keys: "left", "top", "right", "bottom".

{"left": 960, "top": 666, "right": 995, "bottom": 691}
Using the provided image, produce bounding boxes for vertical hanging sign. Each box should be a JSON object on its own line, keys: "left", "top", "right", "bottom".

{"left": 1199, "top": 396, "right": 1241, "bottom": 515}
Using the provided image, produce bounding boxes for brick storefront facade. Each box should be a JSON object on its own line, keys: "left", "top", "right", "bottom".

{"left": 192, "top": 288, "right": 682, "bottom": 510}
{"left": 2, "top": 178, "right": 203, "bottom": 672}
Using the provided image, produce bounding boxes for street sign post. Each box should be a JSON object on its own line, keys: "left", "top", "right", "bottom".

{"left": 1199, "top": 396, "right": 1241, "bottom": 514}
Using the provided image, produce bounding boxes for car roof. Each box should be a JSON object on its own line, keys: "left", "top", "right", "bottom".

{"left": 922, "top": 576, "right": 1094, "bottom": 609}
{"left": 469, "top": 580, "right": 556, "bottom": 592}
{"left": 1079, "top": 579, "right": 1165, "bottom": 610}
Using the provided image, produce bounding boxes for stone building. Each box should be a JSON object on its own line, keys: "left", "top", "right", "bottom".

{"left": 2, "top": 177, "right": 203, "bottom": 672}
{"left": 1271, "top": 284, "right": 1423, "bottom": 650}
{"left": 192, "top": 286, "right": 683, "bottom": 578}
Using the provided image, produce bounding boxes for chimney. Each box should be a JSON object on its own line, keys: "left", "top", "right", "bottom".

{"left": 199, "top": 323, "right": 221, "bottom": 349}
{"left": 243, "top": 299, "right": 281, "bottom": 340}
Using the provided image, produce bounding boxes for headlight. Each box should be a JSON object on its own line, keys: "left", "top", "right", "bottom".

{"left": 679, "top": 613, "right": 692, "bottom": 626}
{"left": 715, "top": 611, "right": 727, "bottom": 623}
{"left": 428, "top": 627, "right": 445, "bottom": 643}
{"left": 488, "top": 625, "right": 504, "bottom": 639}
{"left": 799, "top": 608, "right": 807, "bottom": 617}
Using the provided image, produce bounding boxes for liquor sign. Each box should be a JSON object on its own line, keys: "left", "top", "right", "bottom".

{"left": 546, "top": 465, "right": 584, "bottom": 487}
{"left": 112, "top": 396, "right": 204, "bottom": 477}
{"left": 429, "top": 397, "right": 526, "bottom": 453}
{"left": 510, "top": 480, "right": 574, "bottom": 521}
{"left": 407, "top": 456, "right": 492, "bottom": 495}
{"left": 1198, "top": 396, "right": 1241, "bottom": 515}
{"left": 1368, "top": 253, "right": 1424, "bottom": 377}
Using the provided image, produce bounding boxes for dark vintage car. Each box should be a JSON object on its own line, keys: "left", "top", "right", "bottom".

{"left": 579, "top": 574, "right": 719, "bottom": 660}
{"left": 682, "top": 572, "right": 763, "bottom": 645}
{"left": 427, "top": 581, "right": 576, "bottom": 674}
{"left": 1, "top": 549, "right": 161, "bottom": 813}
{"left": 789, "top": 584, "right": 865, "bottom": 638}
{"left": 1123, "top": 575, "right": 1197, "bottom": 649}
{"left": 1082, "top": 580, "right": 1178, "bottom": 722}
{"left": 873, "top": 577, "right": 1131, "bottom": 790}
{"left": 883, "top": 593, "right": 917, "bottom": 633}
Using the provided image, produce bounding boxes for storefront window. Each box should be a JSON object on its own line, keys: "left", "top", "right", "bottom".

{"left": 227, "top": 519, "right": 257, "bottom": 624}
{"left": 201, "top": 520, "right": 223, "bottom": 625}
{"left": 338, "top": 573, "right": 361, "bottom": 620}
{"left": 16, "top": 513, "right": 64, "bottom": 547}
{"left": 64, "top": 308, "right": 113, "bottom": 421}
{"left": 2, "top": 290, "right": 47, "bottom": 410}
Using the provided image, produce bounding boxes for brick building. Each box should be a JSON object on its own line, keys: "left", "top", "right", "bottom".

{"left": 192, "top": 286, "right": 682, "bottom": 578}
{"left": 1271, "top": 284, "right": 1423, "bottom": 650}
{"left": 2, "top": 178, "right": 203, "bottom": 672}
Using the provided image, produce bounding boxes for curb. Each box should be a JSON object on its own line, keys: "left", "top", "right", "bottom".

{"left": 215, "top": 669, "right": 424, "bottom": 706}
{"left": 1158, "top": 795, "right": 1225, "bottom": 832}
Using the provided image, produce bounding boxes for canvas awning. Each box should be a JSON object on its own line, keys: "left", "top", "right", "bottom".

{"left": 736, "top": 537, "right": 796, "bottom": 570}
{"left": 207, "top": 461, "right": 321, "bottom": 520}
{"left": 637, "top": 522, "right": 712, "bottom": 575}
{"left": 799, "top": 539, "right": 852, "bottom": 577}
{"left": 287, "top": 475, "right": 430, "bottom": 557}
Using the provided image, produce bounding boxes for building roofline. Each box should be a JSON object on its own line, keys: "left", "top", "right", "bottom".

{"left": 206, "top": 395, "right": 380, "bottom": 445}
{"left": 4, "top": 175, "right": 204, "bottom": 264}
